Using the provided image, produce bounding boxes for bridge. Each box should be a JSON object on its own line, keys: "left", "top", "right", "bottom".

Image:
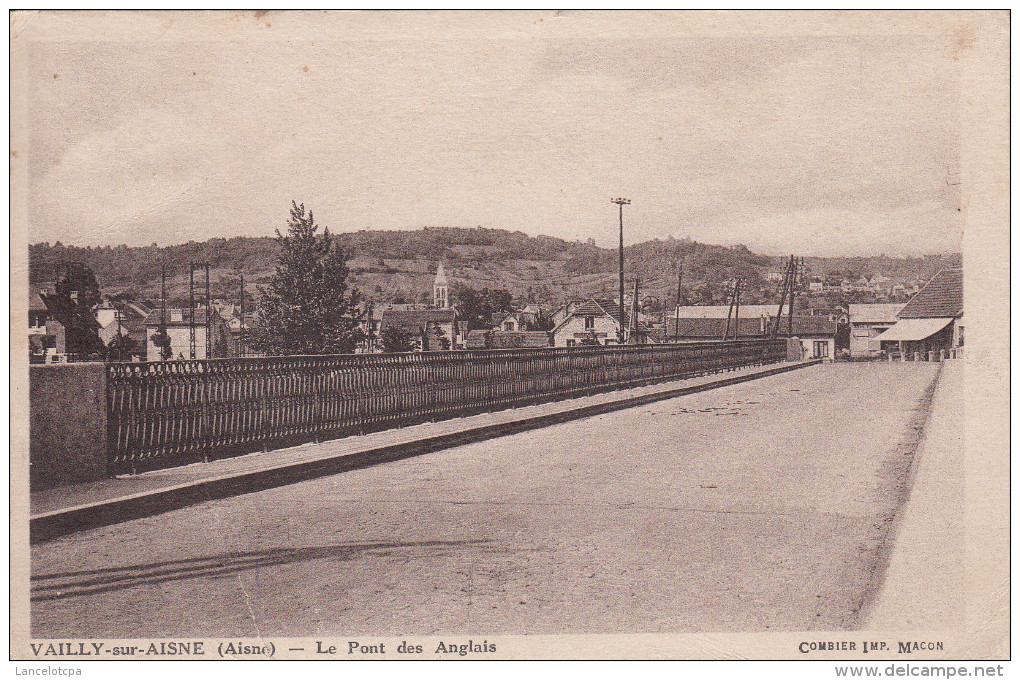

{"left": 30, "top": 359, "right": 961, "bottom": 638}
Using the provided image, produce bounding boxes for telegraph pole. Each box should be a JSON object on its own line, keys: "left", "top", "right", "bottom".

{"left": 674, "top": 260, "right": 683, "bottom": 342}
{"left": 205, "top": 262, "right": 211, "bottom": 358}
{"left": 611, "top": 197, "right": 630, "bottom": 344}
{"left": 733, "top": 278, "right": 741, "bottom": 341}
{"left": 238, "top": 272, "right": 245, "bottom": 357}
{"left": 189, "top": 261, "right": 211, "bottom": 358}
{"left": 189, "top": 264, "right": 196, "bottom": 358}
{"left": 631, "top": 277, "right": 640, "bottom": 344}
{"left": 787, "top": 255, "right": 796, "bottom": 338}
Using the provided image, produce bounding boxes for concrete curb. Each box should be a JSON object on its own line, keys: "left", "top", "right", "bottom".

{"left": 31, "top": 359, "right": 821, "bottom": 543}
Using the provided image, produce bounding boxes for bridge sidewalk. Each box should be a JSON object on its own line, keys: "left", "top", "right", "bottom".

{"left": 30, "top": 359, "right": 819, "bottom": 542}
{"left": 865, "top": 359, "right": 968, "bottom": 633}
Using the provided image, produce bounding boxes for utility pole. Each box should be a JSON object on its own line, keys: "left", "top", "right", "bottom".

{"left": 238, "top": 272, "right": 245, "bottom": 357}
{"left": 674, "top": 259, "right": 683, "bottom": 342}
{"left": 733, "top": 278, "right": 741, "bottom": 341}
{"left": 631, "top": 277, "right": 640, "bottom": 344}
{"left": 189, "top": 261, "right": 211, "bottom": 358}
{"left": 787, "top": 255, "right": 796, "bottom": 338}
{"left": 155, "top": 263, "right": 169, "bottom": 361}
{"left": 771, "top": 258, "right": 792, "bottom": 340}
{"left": 160, "top": 265, "right": 167, "bottom": 322}
{"left": 611, "top": 197, "right": 630, "bottom": 344}
{"left": 205, "top": 262, "right": 211, "bottom": 358}
{"left": 723, "top": 278, "right": 741, "bottom": 341}
{"left": 189, "top": 264, "right": 196, "bottom": 358}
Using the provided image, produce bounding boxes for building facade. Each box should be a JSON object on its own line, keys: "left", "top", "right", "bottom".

{"left": 876, "top": 268, "right": 963, "bottom": 358}
{"left": 848, "top": 303, "right": 904, "bottom": 357}
{"left": 551, "top": 299, "right": 624, "bottom": 347}
{"left": 143, "top": 309, "right": 232, "bottom": 361}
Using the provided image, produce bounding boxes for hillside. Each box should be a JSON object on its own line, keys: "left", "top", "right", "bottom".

{"left": 28, "top": 228, "right": 960, "bottom": 308}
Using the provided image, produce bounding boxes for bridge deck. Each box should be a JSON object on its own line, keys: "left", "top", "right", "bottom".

{"left": 31, "top": 362, "right": 946, "bottom": 637}
{"left": 31, "top": 360, "right": 814, "bottom": 525}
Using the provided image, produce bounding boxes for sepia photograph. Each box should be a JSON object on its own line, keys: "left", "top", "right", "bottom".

{"left": 9, "top": 10, "right": 1009, "bottom": 666}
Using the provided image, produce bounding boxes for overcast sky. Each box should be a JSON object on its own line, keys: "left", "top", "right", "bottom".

{"left": 23, "top": 13, "right": 962, "bottom": 256}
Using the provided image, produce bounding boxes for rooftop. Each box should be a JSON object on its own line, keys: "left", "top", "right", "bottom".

{"left": 672, "top": 304, "right": 794, "bottom": 319}
{"left": 849, "top": 303, "right": 904, "bottom": 324}
{"left": 665, "top": 316, "right": 836, "bottom": 338}
{"left": 897, "top": 269, "right": 963, "bottom": 319}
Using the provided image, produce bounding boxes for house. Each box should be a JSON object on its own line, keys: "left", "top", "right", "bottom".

{"left": 789, "top": 316, "right": 839, "bottom": 360}
{"left": 35, "top": 286, "right": 106, "bottom": 361}
{"left": 464, "top": 330, "right": 551, "bottom": 350}
{"left": 669, "top": 304, "right": 797, "bottom": 320}
{"left": 455, "top": 321, "right": 471, "bottom": 349}
{"left": 551, "top": 299, "right": 625, "bottom": 347}
{"left": 143, "top": 308, "right": 233, "bottom": 361}
{"left": 29, "top": 291, "right": 53, "bottom": 362}
{"left": 663, "top": 315, "right": 836, "bottom": 359}
{"left": 875, "top": 268, "right": 963, "bottom": 358}
{"left": 226, "top": 312, "right": 259, "bottom": 356}
{"left": 799, "top": 297, "right": 847, "bottom": 321}
{"left": 493, "top": 310, "right": 540, "bottom": 332}
{"left": 552, "top": 298, "right": 585, "bottom": 327}
{"left": 494, "top": 312, "right": 521, "bottom": 332}
{"left": 665, "top": 316, "right": 768, "bottom": 341}
{"left": 379, "top": 308, "right": 457, "bottom": 351}
{"left": 869, "top": 273, "right": 891, "bottom": 287}
{"left": 848, "top": 303, "right": 904, "bottom": 357}
{"left": 97, "top": 301, "right": 151, "bottom": 360}
{"left": 29, "top": 291, "right": 48, "bottom": 336}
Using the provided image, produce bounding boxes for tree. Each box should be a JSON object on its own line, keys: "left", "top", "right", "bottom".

{"left": 248, "top": 202, "right": 363, "bottom": 355}
{"left": 454, "top": 284, "right": 514, "bottom": 330}
{"left": 41, "top": 263, "right": 106, "bottom": 359}
{"left": 150, "top": 321, "right": 173, "bottom": 360}
{"left": 106, "top": 332, "right": 139, "bottom": 362}
{"left": 380, "top": 326, "right": 414, "bottom": 353}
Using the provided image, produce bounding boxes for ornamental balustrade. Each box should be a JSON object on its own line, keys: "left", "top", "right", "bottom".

{"left": 106, "top": 339, "right": 786, "bottom": 473}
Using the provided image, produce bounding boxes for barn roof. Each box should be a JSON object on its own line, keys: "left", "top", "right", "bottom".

{"left": 897, "top": 269, "right": 963, "bottom": 319}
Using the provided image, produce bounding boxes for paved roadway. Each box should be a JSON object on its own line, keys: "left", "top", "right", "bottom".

{"left": 32, "top": 363, "right": 942, "bottom": 637}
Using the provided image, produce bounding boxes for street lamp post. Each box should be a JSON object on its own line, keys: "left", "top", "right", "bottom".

{"left": 611, "top": 197, "right": 631, "bottom": 344}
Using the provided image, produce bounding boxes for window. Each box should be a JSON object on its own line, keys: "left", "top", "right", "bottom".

{"left": 504, "top": 321, "right": 514, "bottom": 331}
{"left": 566, "top": 339, "right": 576, "bottom": 347}
{"left": 584, "top": 316, "right": 595, "bottom": 329}
{"left": 813, "top": 340, "right": 829, "bottom": 358}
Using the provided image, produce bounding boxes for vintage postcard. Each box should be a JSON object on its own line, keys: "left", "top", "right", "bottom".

{"left": 9, "top": 10, "right": 1009, "bottom": 666}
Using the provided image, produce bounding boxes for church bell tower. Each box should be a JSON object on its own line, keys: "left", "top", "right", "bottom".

{"left": 433, "top": 262, "right": 449, "bottom": 309}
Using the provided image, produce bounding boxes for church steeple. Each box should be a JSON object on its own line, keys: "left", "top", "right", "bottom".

{"left": 433, "top": 262, "right": 449, "bottom": 309}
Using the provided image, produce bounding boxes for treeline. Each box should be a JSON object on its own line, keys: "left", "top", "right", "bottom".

{"left": 29, "top": 227, "right": 960, "bottom": 297}
{"left": 28, "top": 228, "right": 582, "bottom": 286}
{"left": 801, "top": 253, "right": 962, "bottom": 281}
{"left": 29, "top": 237, "right": 280, "bottom": 286}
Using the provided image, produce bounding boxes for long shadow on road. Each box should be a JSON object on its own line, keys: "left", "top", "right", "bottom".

{"left": 31, "top": 539, "right": 489, "bottom": 603}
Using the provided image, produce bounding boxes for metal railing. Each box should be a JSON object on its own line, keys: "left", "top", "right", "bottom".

{"left": 107, "top": 339, "right": 787, "bottom": 473}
